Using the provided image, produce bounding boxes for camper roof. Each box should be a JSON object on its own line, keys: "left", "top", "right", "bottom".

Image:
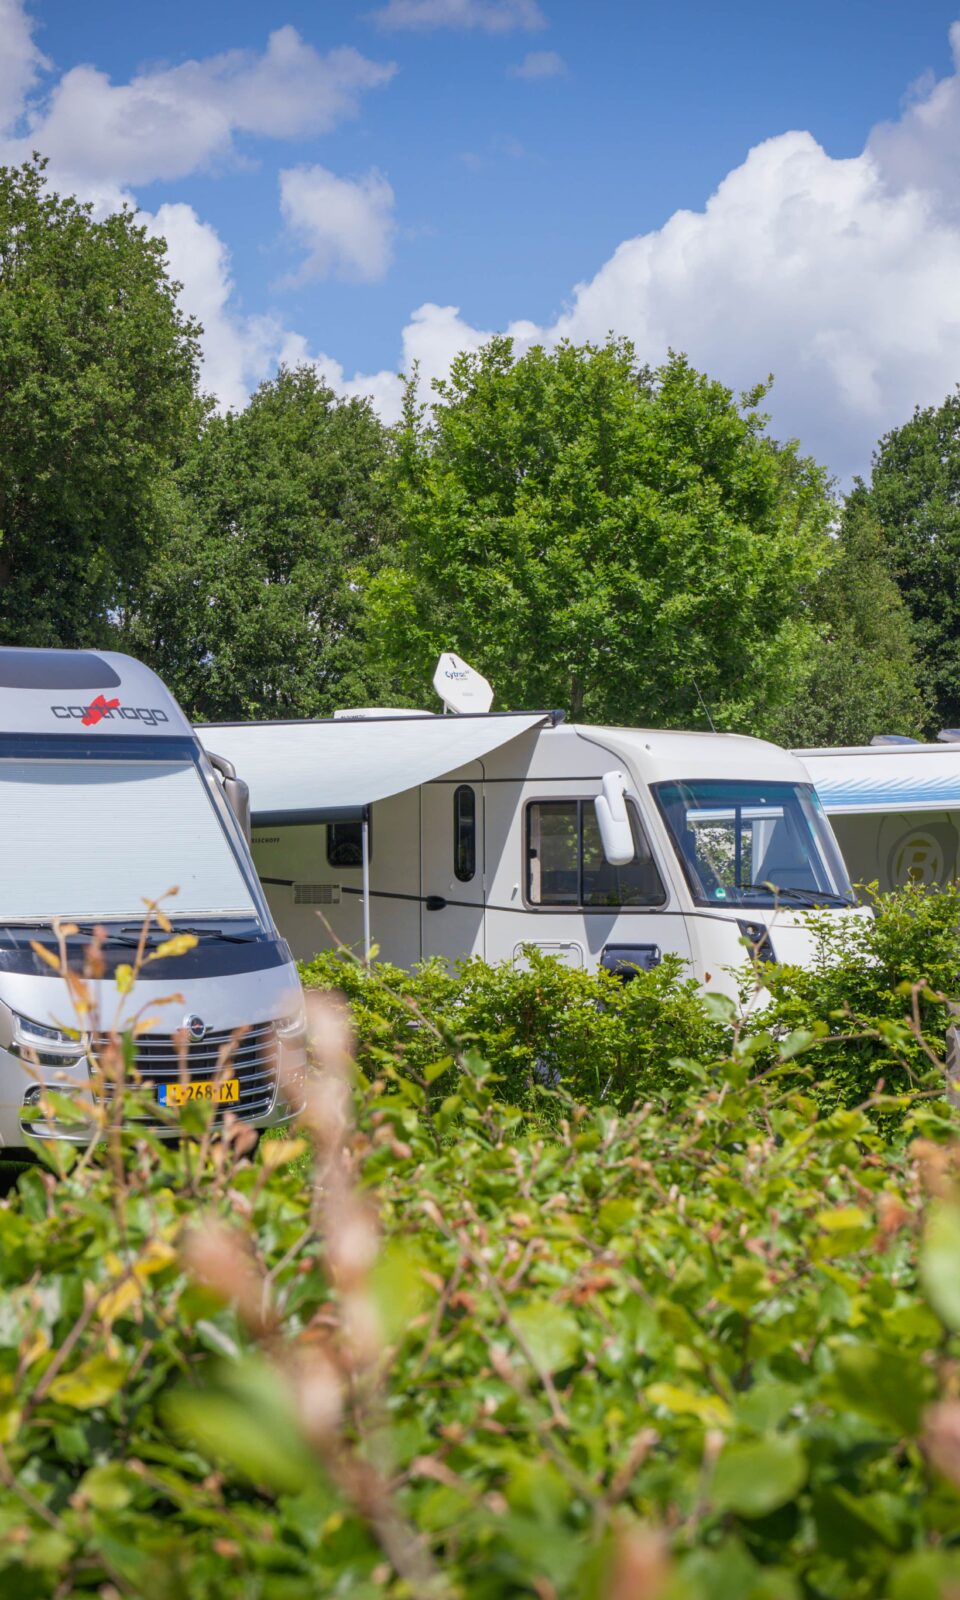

{"left": 0, "top": 648, "right": 190, "bottom": 737}
{"left": 577, "top": 727, "right": 813, "bottom": 789}
{"left": 796, "top": 742, "right": 960, "bottom": 815}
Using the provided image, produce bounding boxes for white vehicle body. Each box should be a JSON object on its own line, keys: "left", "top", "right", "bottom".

{"left": 797, "top": 743, "right": 960, "bottom": 892}
{"left": 0, "top": 647, "right": 304, "bottom": 1154}
{"left": 199, "top": 712, "right": 858, "bottom": 998}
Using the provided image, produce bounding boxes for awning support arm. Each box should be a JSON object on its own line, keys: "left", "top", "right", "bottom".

{"left": 362, "top": 810, "right": 371, "bottom": 968}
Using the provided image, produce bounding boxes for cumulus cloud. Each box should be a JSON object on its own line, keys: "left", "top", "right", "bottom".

{"left": 508, "top": 50, "right": 566, "bottom": 79}
{"left": 279, "top": 164, "right": 396, "bottom": 283}
{"left": 146, "top": 203, "right": 298, "bottom": 412}
{"left": 333, "top": 27, "right": 960, "bottom": 481}
{"left": 0, "top": 25, "right": 395, "bottom": 192}
{"left": 535, "top": 129, "right": 960, "bottom": 475}
{"left": 0, "top": 0, "right": 47, "bottom": 129}
{"left": 371, "top": 0, "right": 544, "bottom": 33}
{"left": 866, "top": 19, "right": 960, "bottom": 216}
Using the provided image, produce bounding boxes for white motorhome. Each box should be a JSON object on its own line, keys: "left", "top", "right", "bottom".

{"left": 798, "top": 738, "right": 960, "bottom": 892}
{"left": 0, "top": 647, "right": 305, "bottom": 1155}
{"left": 200, "top": 666, "right": 857, "bottom": 996}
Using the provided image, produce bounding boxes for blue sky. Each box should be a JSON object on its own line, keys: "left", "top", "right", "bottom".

{"left": 5, "top": 0, "right": 960, "bottom": 478}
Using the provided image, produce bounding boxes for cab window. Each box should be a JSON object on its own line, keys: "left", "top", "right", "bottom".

{"left": 526, "top": 799, "right": 666, "bottom": 907}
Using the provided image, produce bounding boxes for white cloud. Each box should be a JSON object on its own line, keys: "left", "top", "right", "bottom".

{"left": 333, "top": 27, "right": 960, "bottom": 481}
{"left": 279, "top": 164, "right": 396, "bottom": 283}
{"left": 536, "top": 129, "right": 960, "bottom": 475}
{"left": 1, "top": 25, "right": 395, "bottom": 191}
{"left": 146, "top": 203, "right": 295, "bottom": 412}
{"left": 0, "top": 0, "right": 47, "bottom": 129}
{"left": 371, "top": 0, "right": 544, "bottom": 33}
{"left": 508, "top": 50, "right": 566, "bottom": 79}
{"left": 866, "top": 19, "right": 960, "bottom": 216}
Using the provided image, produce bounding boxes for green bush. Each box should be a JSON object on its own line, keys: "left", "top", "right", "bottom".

{"left": 0, "top": 1010, "right": 959, "bottom": 1597}
{"left": 751, "top": 883, "right": 960, "bottom": 1115}
{"left": 300, "top": 946, "right": 724, "bottom": 1112}
{"left": 303, "top": 884, "right": 960, "bottom": 1120}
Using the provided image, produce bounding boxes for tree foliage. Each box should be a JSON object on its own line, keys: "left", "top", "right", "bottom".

{"left": 0, "top": 156, "right": 201, "bottom": 646}
{"left": 126, "top": 366, "right": 399, "bottom": 721}
{"left": 770, "top": 501, "right": 927, "bottom": 748}
{"left": 364, "top": 340, "right": 833, "bottom": 731}
{"left": 849, "top": 388, "right": 960, "bottom": 734}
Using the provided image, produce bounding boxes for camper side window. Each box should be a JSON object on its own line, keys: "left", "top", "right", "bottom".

{"left": 526, "top": 799, "right": 666, "bottom": 908}
{"left": 453, "top": 785, "right": 476, "bottom": 882}
{"left": 326, "top": 819, "right": 370, "bottom": 868}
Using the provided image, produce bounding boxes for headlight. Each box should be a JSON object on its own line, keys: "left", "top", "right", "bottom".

{"left": 276, "top": 1007, "right": 307, "bottom": 1040}
{"left": 11, "top": 1012, "right": 84, "bottom": 1059}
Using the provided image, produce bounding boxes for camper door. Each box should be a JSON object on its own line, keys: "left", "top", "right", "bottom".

{"left": 420, "top": 777, "right": 485, "bottom": 965}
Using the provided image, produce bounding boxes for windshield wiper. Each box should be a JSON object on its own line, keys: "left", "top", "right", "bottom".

{"left": 741, "top": 883, "right": 852, "bottom": 908}
{"left": 116, "top": 924, "right": 259, "bottom": 945}
{"left": 67, "top": 923, "right": 260, "bottom": 946}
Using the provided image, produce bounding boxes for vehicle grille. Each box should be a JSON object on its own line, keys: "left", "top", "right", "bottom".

{"left": 88, "top": 1021, "right": 279, "bottom": 1126}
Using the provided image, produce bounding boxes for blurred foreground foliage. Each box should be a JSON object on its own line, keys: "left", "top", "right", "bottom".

{"left": 1, "top": 887, "right": 960, "bottom": 1595}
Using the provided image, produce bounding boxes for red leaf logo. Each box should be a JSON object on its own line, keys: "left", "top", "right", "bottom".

{"left": 81, "top": 694, "right": 120, "bottom": 727}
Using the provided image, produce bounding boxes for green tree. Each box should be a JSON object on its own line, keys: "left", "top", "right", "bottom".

{"left": 126, "top": 366, "right": 399, "bottom": 720}
{"left": 0, "top": 156, "right": 201, "bottom": 645}
{"left": 771, "top": 501, "right": 927, "bottom": 747}
{"left": 364, "top": 339, "right": 833, "bottom": 730}
{"left": 849, "top": 389, "right": 960, "bottom": 733}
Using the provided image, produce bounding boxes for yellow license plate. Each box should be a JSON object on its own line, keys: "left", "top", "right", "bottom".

{"left": 157, "top": 1079, "right": 239, "bottom": 1108}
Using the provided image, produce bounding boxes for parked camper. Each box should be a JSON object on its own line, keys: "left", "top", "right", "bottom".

{"left": 0, "top": 647, "right": 305, "bottom": 1155}
{"left": 797, "top": 738, "right": 960, "bottom": 892}
{"left": 200, "top": 669, "right": 859, "bottom": 998}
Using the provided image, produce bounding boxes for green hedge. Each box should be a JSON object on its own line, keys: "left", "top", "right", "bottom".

{"left": 302, "top": 885, "right": 960, "bottom": 1118}
{"left": 0, "top": 1016, "right": 958, "bottom": 1596}
{"left": 1, "top": 885, "right": 959, "bottom": 1595}
{"left": 754, "top": 882, "right": 960, "bottom": 1114}
{"left": 300, "top": 945, "right": 723, "bottom": 1112}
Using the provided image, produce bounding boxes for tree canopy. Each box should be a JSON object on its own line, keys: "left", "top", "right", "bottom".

{"left": 848, "top": 390, "right": 960, "bottom": 735}
{"left": 770, "top": 500, "right": 927, "bottom": 748}
{"left": 0, "top": 156, "right": 201, "bottom": 646}
{"left": 0, "top": 157, "right": 937, "bottom": 746}
{"left": 126, "top": 366, "right": 399, "bottom": 721}
{"left": 364, "top": 339, "right": 834, "bottom": 732}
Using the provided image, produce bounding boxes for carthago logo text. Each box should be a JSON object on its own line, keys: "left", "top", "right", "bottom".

{"left": 51, "top": 696, "right": 170, "bottom": 728}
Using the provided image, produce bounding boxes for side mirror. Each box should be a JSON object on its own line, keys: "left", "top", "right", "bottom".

{"left": 207, "top": 751, "right": 252, "bottom": 844}
{"left": 223, "top": 776, "right": 252, "bottom": 844}
{"left": 595, "top": 770, "right": 635, "bottom": 866}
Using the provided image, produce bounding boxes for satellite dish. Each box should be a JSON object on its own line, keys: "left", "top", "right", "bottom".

{"left": 432, "top": 653, "right": 494, "bottom": 715}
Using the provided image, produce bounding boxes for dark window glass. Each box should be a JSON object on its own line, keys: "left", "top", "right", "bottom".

{"left": 453, "top": 785, "right": 476, "bottom": 882}
{"left": 526, "top": 799, "right": 666, "bottom": 907}
{"left": 0, "top": 649, "right": 121, "bottom": 690}
{"left": 326, "top": 818, "right": 370, "bottom": 868}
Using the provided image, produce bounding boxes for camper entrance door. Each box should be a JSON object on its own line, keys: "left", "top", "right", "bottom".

{"left": 420, "top": 778, "right": 485, "bottom": 966}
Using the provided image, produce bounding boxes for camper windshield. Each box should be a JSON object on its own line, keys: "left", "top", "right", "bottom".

{"left": 0, "top": 754, "right": 259, "bottom": 922}
{"left": 653, "top": 779, "right": 854, "bottom": 909}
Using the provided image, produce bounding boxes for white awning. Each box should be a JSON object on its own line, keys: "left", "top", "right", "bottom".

{"left": 198, "top": 713, "right": 548, "bottom": 823}
{"left": 797, "top": 746, "right": 960, "bottom": 815}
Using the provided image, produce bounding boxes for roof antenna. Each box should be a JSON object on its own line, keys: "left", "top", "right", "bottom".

{"left": 693, "top": 677, "right": 717, "bottom": 733}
